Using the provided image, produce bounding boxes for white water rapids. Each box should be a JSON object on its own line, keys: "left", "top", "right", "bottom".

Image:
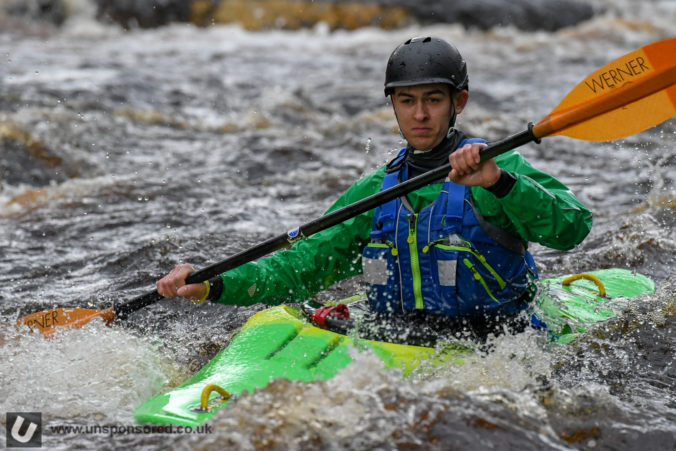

{"left": 1, "top": 0, "right": 675, "bottom": 449}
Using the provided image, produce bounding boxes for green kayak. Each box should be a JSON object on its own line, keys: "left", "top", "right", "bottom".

{"left": 134, "top": 268, "right": 655, "bottom": 427}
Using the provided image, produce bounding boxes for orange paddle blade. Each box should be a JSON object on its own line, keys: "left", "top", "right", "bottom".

{"left": 534, "top": 38, "right": 676, "bottom": 141}
{"left": 17, "top": 307, "right": 117, "bottom": 337}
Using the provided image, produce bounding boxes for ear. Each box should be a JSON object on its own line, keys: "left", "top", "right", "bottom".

{"left": 453, "top": 90, "right": 469, "bottom": 113}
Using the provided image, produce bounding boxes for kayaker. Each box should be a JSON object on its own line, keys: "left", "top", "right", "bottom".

{"left": 157, "top": 36, "right": 592, "bottom": 338}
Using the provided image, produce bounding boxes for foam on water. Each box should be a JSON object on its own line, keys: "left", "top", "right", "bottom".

{"left": 0, "top": 320, "right": 171, "bottom": 423}
{"left": 170, "top": 340, "right": 567, "bottom": 450}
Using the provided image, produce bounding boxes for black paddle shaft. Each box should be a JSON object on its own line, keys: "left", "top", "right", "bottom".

{"left": 114, "top": 125, "right": 538, "bottom": 319}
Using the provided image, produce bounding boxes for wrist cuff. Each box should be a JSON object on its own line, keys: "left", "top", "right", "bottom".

{"left": 206, "top": 276, "right": 224, "bottom": 302}
{"left": 485, "top": 169, "right": 516, "bottom": 198}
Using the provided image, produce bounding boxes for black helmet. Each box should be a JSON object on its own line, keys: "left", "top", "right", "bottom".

{"left": 384, "top": 37, "right": 468, "bottom": 97}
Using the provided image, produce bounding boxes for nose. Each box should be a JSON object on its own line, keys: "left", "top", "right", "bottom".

{"left": 413, "top": 101, "right": 428, "bottom": 121}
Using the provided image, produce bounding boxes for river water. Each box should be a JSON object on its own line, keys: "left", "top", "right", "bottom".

{"left": 1, "top": 0, "right": 675, "bottom": 449}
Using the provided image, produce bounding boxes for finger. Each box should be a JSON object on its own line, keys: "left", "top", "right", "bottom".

{"left": 449, "top": 146, "right": 467, "bottom": 175}
{"left": 173, "top": 263, "right": 195, "bottom": 279}
{"left": 453, "top": 152, "right": 473, "bottom": 177}
{"left": 461, "top": 146, "right": 480, "bottom": 171}
{"left": 449, "top": 164, "right": 470, "bottom": 183}
{"left": 177, "top": 283, "right": 206, "bottom": 301}
{"left": 157, "top": 264, "right": 195, "bottom": 298}
{"left": 472, "top": 143, "right": 486, "bottom": 163}
{"left": 449, "top": 150, "right": 466, "bottom": 179}
{"left": 157, "top": 277, "right": 174, "bottom": 297}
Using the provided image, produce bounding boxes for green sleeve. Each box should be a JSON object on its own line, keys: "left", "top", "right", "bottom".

{"left": 470, "top": 150, "right": 593, "bottom": 251}
{"left": 214, "top": 167, "right": 387, "bottom": 305}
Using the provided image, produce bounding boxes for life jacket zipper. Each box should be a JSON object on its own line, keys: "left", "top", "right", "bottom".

{"left": 367, "top": 241, "right": 399, "bottom": 256}
{"left": 407, "top": 214, "right": 424, "bottom": 309}
{"left": 463, "top": 258, "right": 500, "bottom": 304}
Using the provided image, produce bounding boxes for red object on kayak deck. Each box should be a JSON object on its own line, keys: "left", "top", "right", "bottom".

{"left": 311, "top": 304, "right": 350, "bottom": 328}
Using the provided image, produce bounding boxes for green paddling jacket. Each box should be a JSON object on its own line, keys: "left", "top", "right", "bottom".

{"left": 213, "top": 148, "right": 592, "bottom": 306}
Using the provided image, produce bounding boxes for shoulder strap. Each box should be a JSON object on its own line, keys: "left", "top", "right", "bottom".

{"left": 385, "top": 148, "right": 408, "bottom": 174}
{"left": 371, "top": 164, "right": 402, "bottom": 236}
{"left": 443, "top": 180, "right": 466, "bottom": 233}
{"left": 466, "top": 200, "right": 526, "bottom": 256}
{"left": 457, "top": 137, "right": 487, "bottom": 147}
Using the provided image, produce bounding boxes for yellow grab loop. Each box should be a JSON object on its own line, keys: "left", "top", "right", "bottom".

{"left": 561, "top": 273, "right": 606, "bottom": 297}
{"left": 200, "top": 384, "right": 231, "bottom": 411}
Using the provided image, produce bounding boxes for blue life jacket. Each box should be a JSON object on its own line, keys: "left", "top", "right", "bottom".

{"left": 362, "top": 142, "right": 538, "bottom": 318}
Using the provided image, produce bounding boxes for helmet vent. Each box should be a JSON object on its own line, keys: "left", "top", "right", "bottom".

{"left": 404, "top": 38, "right": 412, "bottom": 44}
{"left": 423, "top": 37, "right": 432, "bottom": 42}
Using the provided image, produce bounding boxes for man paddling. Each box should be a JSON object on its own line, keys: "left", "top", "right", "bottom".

{"left": 158, "top": 37, "right": 592, "bottom": 337}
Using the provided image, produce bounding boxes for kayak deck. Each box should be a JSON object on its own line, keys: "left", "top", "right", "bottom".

{"left": 134, "top": 268, "right": 655, "bottom": 427}
{"left": 134, "top": 305, "right": 459, "bottom": 426}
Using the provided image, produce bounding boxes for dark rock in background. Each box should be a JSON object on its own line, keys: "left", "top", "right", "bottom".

{"left": 94, "top": 0, "right": 192, "bottom": 29}
{"left": 0, "top": 0, "right": 597, "bottom": 32}
{"left": 2, "top": 0, "right": 68, "bottom": 27}
{"left": 0, "top": 122, "right": 75, "bottom": 188}
{"left": 399, "top": 0, "right": 595, "bottom": 31}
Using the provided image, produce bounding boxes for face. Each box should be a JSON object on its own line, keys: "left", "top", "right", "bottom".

{"left": 391, "top": 84, "right": 468, "bottom": 151}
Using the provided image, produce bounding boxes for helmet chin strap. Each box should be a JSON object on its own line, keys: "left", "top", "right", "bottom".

{"left": 448, "top": 94, "right": 458, "bottom": 133}
{"left": 446, "top": 99, "right": 458, "bottom": 137}
{"left": 392, "top": 107, "right": 406, "bottom": 139}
